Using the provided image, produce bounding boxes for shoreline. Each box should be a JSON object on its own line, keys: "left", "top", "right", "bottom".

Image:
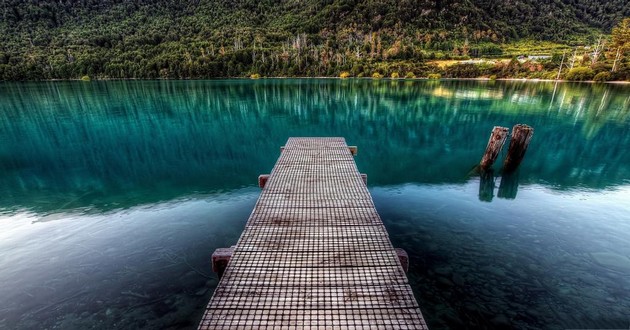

{"left": 3, "top": 77, "right": 629, "bottom": 84}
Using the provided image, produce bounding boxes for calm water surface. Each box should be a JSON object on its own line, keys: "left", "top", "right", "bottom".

{"left": 0, "top": 79, "right": 629, "bottom": 329}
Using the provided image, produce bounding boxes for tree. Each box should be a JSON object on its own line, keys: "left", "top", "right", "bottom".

{"left": 611, "top": 18, "right": 630, "bottom": 72}
{"left": 565, "top": 67, "right": 595, "bottom": 81}
{"left": 611, "top": 18, "right": 630, "bottom": 51}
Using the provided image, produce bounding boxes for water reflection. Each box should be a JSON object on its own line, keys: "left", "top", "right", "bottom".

{"left": 1, "top": 80, "right": 628, "bottom": 213}
{"left": 476, "top": 169, "right": 521, "bottom": 202}
{"left": 478, "top": 169, "right": 496, "bottom": 202}
{"left": 498, "top": 170, "right": 520, "bottom": 199}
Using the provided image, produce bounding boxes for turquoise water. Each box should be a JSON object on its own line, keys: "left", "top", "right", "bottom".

{"left": 0, "top": 79, "right": 629, "bottom": 329}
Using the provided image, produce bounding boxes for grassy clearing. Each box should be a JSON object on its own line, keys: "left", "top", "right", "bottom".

{"left": 501, "top": 40, "right": 571, "bottom": 56}
{"left": 428, "top": 60, "right": 461, "bottom": 68}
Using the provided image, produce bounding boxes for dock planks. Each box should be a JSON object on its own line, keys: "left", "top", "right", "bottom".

{"left": 199, "top": 137, "right": 428, "bottom": 329}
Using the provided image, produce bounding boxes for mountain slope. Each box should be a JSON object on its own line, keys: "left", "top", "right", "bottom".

{"left": 0, "top": 0, "right": 628, "bottom": 79}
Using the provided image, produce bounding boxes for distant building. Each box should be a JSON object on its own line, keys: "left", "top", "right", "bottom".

{"left": 460, "top": 59, "right": 495, "bottom": 65}
{"left": 527, "top": 55, "right": 551, "bottom": 61}
{"left": 517, "top": 55, "right": 552, "bottom": 63}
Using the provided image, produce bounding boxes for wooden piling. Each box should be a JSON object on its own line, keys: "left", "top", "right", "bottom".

{"left": 211, "top": 246, "right": 234, "bottom": 279}
{"left": 258, "top": 174, "right": 270, "bottom": 188}
{"left": 348, "top": 146, "right": 358, "bottom": 156}
{"left": 480, "top": 126, "right": 509, "bottom": 170}
{"left": 503, "top": 124, "right": 534, "bottom": 172}
{"left": 395, "top": 248, "right": 409, "bottom": 273}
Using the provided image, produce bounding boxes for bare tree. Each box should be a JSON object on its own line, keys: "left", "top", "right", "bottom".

{"left": 591, "top": 36, "right": 604, "bottom": 65}
{"left": 612, "top": 47, "right": 621, "bottom": 73}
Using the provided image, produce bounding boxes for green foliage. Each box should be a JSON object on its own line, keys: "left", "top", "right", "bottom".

{"left": 565, "top": 67, "right": 596, "bottom": 81}
{"left": 250, "top": 73, "right": 261, "bottom": 79}
{"left": 81, "top": 75, "right": 91, "bottom": 81}
{"left": 502, "top": 40, "right": 570, "bottom": 58}
{"left": 428, "top": 73, "right": 441, "bottom": 79}
{"left": 391, "top": 72, "right": 400, "bottom": 78}
{"left": 612, "top": 18, "right": 630, "bottom": 51}
{"left": 489, "top": 75, "right": 497, "bottom": 80}
{"left": 405, "top": 72, "right": 416, "bottom": 79}
{"left": 444, "top": 64, "right": 484, "bottom": 78}
{"left": 0, "top": 0, "right": 628, "bottom": 80}
{"left": 372, "top": 72, "right": 383, "bottom": 79}
{"left": 593, "top": 71, "right": 612, "bottom": 82}
{"left": 611, "top": 64, "right": 630, "bottom": 80}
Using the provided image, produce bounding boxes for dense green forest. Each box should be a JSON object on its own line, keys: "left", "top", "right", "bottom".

{"left": 1, "top": 0, "right": 629, "bottom": 80}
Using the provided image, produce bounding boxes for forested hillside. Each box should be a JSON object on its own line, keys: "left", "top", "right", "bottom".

{"left": 1, "top": 0, "right": 629, "bottom": 80}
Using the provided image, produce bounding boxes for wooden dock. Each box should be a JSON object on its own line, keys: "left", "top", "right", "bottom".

{"left": 199, "top": 137, "right": 428, "bottom": 329}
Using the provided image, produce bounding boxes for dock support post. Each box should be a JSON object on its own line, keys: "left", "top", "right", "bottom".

{"left": 503, "top": 124, "right": 534, "bottom": 172}
{"left": 480, "top": 126, "right": 509, "bottom": 170}
{"left": 348, "top": 146, "right": 358, "bottom": 156}
{"left": 361, "top": 173, "right": 367, "bottom": 185}
{"left": 395, "top": 248, "right": 409, "bottom": 273}
{"left": 258, "top": 174, "right": 270, "bottom": 188}
{"left": 212, "top": 246, "right": 235, "bottom": 279}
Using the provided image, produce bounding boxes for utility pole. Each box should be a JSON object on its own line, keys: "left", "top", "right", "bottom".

{"left": 556, "top": 51, "right": 566, "bottom": 80}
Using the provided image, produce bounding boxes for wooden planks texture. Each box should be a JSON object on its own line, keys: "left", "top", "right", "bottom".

{"left": 199, "top": 137, "right": 428, "bottom": 329}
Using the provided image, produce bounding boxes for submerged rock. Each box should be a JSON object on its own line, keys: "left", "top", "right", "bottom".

{"left": 525, "top": 308, "right": 541, "bottom": 318}
{"left": 482, "top": 265, "right": 506, "bottom": 277}
{"left": 590, "top": 252, "right": 630, "bottom": 272}
{"left": 434, "top": 266, "right": 453, "bottom": 276}
{"left": 205, "top": 278, "right": 219, "bottom": 288}
{"left": 195, "top": 287, "right": 209, "bottom": 296}
{"left": 452, "top": 273, "right": 465, "bottom": 286}
{"left": 437, "top": 277, "right": 455, "bottom": 287}
{"left": 490, "top": 314, "right": 511, "bottom": 328}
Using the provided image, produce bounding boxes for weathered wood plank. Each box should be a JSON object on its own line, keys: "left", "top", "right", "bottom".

{"left": 235, "top": 226, "right": 394, "bottom": 253}
{"left": 220, "top": 266, "right": 408, "bottom": 287}
{"left": 209, "top": 285, "right": 420, "bottom": 309}
{"left": 228, "top": 250, "right": 401, "bottom": 268}
{"left": 239, "top": 225, "right": 389, "bottom": 237}
{"left": 284, "top": 137, "right": 348, "bottom": 148}
{"left": 255, "top": 190, "right": 374, "bottom": 208}
{"left": 199, "top": 308, "right": 428, "bottom": 329}
{"left": 245, "top": 207, "right": 383, "bottom": 227}
{"left": 236, "top": 237, "right": 394, "bottom": 253}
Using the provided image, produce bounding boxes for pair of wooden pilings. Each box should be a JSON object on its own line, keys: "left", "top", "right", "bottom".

{"left": 480, "top": 124, "right": 534, "bottom": 172}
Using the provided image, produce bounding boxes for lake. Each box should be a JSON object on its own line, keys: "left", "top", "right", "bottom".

{"left": 1, "top": 79, "right": 629, "bottom": 329}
